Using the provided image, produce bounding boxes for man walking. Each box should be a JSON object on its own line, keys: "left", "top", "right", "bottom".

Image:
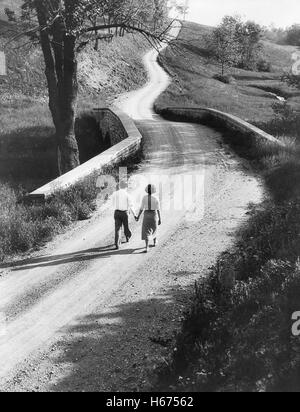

{"left": 111, "top": 181, "right": 136, "bottom": 249}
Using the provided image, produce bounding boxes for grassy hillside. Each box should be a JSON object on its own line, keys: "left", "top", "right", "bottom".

{"left": 0, "top": 23, "right": 149, "bottom": 101}
{"left": 0, "top": 21, "right": 149, "bottom": 190}
{"left": 155, "top": 22, "right": 300, "bottom": 123}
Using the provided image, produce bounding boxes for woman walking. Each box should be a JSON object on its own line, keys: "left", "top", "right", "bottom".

{"left": 136, "top": 184, "right": 162, "bottom": 253}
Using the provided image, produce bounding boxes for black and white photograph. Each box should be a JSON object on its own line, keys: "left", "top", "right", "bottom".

{"left": 0, "top": 0, "right": 300, "bottom": 396}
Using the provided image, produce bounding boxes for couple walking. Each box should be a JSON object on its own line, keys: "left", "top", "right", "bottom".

{"left": 112, "top": 182, "right": 162, "bottom": 253}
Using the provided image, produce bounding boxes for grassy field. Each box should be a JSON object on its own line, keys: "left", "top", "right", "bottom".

{"left": 155, "top": 22, "right": 300, "bottom": 123}
{"left": 155, "top": 21, "right": 300, "bottom": 392}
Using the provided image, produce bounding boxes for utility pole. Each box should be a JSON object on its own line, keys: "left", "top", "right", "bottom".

{"left": 0, "top": 50, "right": 7, "bottom": 103}
{"left": 183, "top": 0, "right": 189, "bottom": 21}
{"left": 0, "top": 50, "right": 6, "bottom": 77}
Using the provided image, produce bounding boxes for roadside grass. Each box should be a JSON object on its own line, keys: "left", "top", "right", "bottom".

{"left": 0, "top": 175, "right": 100, "bottom": 262}
{"left": 156, "top": 194, "right": 300, "bottom": 392}
{"left": 155, "top": 22, "right": 300, "bottom": 123}
{"left": 154, "top": 21, "right": 300, "bottom": 392}
{"left": 0, "top": 150, "right": 143, "bottom": 263}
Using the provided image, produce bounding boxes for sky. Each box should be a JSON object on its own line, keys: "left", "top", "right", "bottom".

{"left": 184, "top": 0, "right": 300, "bottom": 28}
{"left": 0, "top": 0, "right": 298, "bottom": 28}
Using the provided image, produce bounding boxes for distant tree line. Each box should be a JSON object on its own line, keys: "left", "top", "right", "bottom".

{"left": 264, "top": 24, "right": 300, "bottom": 46}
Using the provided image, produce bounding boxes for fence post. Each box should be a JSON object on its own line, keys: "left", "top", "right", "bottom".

{"left": 0, "top": 50, "right": 6, "bottom": 77}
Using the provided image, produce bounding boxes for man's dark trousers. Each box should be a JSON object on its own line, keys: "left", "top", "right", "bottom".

{"left": 114, "top": 210, "right": 132, "bottom": 248}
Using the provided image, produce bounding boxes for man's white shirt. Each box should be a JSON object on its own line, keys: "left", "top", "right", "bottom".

{"left": 111, "top": 189, "right": 134, "bottom": 211}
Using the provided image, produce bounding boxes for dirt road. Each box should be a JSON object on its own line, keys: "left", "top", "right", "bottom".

{"left": 116, "top": 22, "right": 180, "bottom": 120}
{"left": 0, "top": 28, "right": 263, "bottom": 392}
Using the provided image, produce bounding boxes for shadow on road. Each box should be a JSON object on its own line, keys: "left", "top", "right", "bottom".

{"left": 45, "top": 279, "right": 195, "bottom": 392}
{"left": 0, "top": 245, "right": 145, "bottom": 271}
{"left": 3, "top": 244, "right": 147, "bottom": 323}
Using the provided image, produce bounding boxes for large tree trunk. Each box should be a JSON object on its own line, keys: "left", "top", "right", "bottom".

{"left": 36, "top": 3, "right": 80, "bottom": 176}
{"left": 56, "top": 34, "right": 80, "bottom": 175}
{"left": 56, "top": 118, "right": 80, "bottom": 175}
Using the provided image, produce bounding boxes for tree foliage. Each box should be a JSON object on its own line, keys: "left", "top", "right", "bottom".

{"left": 264, "top": 24, "right": 300, "bottom": 47}
{"left": 206, "top": 16, "right": 241, "bottom": 75}
{"left": 285, "top": 25, "right": 300, "bottom": 46}
{"left": 264, "top": 25, "right": 289, "bottom": 45}
{"left": 236, "top": 20, "right": 264, "bottom": 70}
{"left": 207, "top": 16, "right": 264, "bottom": 75}
{"left": 282, "top": 72, "right": 300, "bottom": 91}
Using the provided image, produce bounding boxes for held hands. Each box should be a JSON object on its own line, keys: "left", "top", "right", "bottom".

{"left": 134, "top": 213, "right": 161, "bottom": 224}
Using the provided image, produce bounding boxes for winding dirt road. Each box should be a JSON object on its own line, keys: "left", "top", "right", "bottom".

{"left": 0, "top": 27, "right": 263, "bottom": 392}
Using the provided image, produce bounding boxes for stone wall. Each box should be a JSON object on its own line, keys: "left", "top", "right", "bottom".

{"left": 75, "top": 108, "right": 129, "bottom": 164}
{"left": 158, "top": 107, "right": 285, "bottom": 147}
{"left": 93, "top": 108, "right": 128, "bottom": 147}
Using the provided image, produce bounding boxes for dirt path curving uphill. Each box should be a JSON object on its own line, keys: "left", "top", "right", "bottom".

{"left": 0, "top": 26, "right": 263, "bottom": 392}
